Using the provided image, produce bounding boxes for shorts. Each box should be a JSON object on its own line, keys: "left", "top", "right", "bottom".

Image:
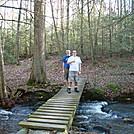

{"left": 64, "top": 68, "right": 69, "bottom": 80}
{"left": 68, "top": 71, "right": 79, "bottom": 82}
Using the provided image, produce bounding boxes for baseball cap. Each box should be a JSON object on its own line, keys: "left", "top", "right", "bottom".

{"left": 72, "top": 50, "right": 77, "bottom": 53}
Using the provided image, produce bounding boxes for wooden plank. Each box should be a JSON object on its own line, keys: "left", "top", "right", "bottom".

{"left": 27, "top": 118, "right": 68, "bottom": 125}
{"left": 47, "top": 99, "right": 78, "bottom": 102}
{"left": 39, "top": 106, "right": 74, "bottom": 111}
{"left": 32, "top": 112, "right": 71, "bottom": 117}
{"left": 42, "top": 104, "right": 76, "bottom": 108}
{"left": 36, "top": 109, "right": 73, "bottom": 114}
{"left": 29, "top": 115, "right": 70, "bottom": 120}
{"left": 44, "top": 103, "right": 77, "bottom": 106}
{"left": 50, "top": 96, "right": 77, "bottom": 101}
{"left": 46, "top": 101, "right": 78, "bottom": 104}
{"left": 19, "top": 121, "right": 66, "bottom": 132}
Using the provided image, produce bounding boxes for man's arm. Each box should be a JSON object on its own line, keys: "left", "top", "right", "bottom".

{"left": 62, "top": 62, "right": 64, "bottom": 72}
{"left": 78, "top": 63, "right": 81, "bottom": 75}
{"left": 79, "top": 63, "right": 81, "bottom": 71}
{"left": 67, "top": 60, "right": 75, "bottom": 64}
{"left": 67, "top": 57, "right": 75, "bottom": 64}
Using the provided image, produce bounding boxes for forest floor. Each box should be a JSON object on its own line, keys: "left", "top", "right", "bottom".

{"left": 5, "top": 55, "right": 134, "bottom": 96}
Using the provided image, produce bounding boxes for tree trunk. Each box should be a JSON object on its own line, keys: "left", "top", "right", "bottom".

{"left": 80, "top": 0, "right": 84, "bottom": 54}
{"left": 15, "top": 0, "right": 22, "bottom": 65}
{"left": 66, "top": 0, "right": 70, "bottom": 49}
{"left": 109, "top": 0, "right": 112, "bottom": 57}
{"left": 0, "top": 34, "right": 7, "bottom": 107}
{"left": 87, "top": 0, "right": 94, "bottom": 60}
{"left": 60, "top": 0, "right": 65, "bottom": 49}
{"left": 132, "top": 0, "right": 134, "bottom": 11}
{"left": 28, "top": 0, "right": 47, "bottom": 84}
{"left": 101, "top": 24, "right": 104, "bottom": 56}
{"left": 29, "top": 0, "right": 33, "bottom": 57}
{"left": 50, "top": 0, "right": 61, "bottom": 51}
{"left": 94, "top": 0, "right": 103, "bottom": 56}
{"left": 119, "top": 0, "right": 123, "bottom": 43}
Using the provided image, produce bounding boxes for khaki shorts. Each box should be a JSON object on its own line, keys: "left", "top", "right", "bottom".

{"left": 64, "top": 68, "right": 69, "bottom": 80}
{"left": 68, "top": 71, "right": 79, "bottom": 82}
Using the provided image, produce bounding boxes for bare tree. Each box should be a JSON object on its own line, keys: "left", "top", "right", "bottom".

{"left": 50, "top": 0, "right": 61, "bottom": 51}
{"left": 0, "top": 36, "right": 7, "bottom": 107}
{"left": 80, "top": 0, "right": 84, "bottom": 54}
{"left": 66, "top": 0, "right": 70, "bottom": 49}
{"left": 94, "top": 0, "right": 103, "bottom": 56}
{"left": 60, "top": 0, "right": 65, "bottom": 49}
{"left": 28, "top": 0, "right": 47, "bottom": 84}
{"left": 87, "top": 0, "right": 95, "bottom": 60}
{"left": 15, "top": 0, "right": 23, "bottom": 65}
{"left": 109, "top": 0, "right": 112, "bottom": 56}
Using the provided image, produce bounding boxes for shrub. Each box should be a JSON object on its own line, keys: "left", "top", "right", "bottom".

{"left": 105, "top": 83, "right": 122, "bottom": 93}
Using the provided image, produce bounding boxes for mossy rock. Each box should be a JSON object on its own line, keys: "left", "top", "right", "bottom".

{"left": 115, "top": 92, "right": 134, "bottom": 102}
{"left": 82, "top": 87, "right": 106, "bottom": 101}
{"left": 20, "top": 90, "right": 54, "bottom": 104}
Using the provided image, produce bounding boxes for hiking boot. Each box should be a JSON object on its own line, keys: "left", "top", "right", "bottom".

{"left": 74, "top": 87, "right": 79, "bottom": 93}
{"left": 67, "top": 88, "right": 71, "bottom": 93}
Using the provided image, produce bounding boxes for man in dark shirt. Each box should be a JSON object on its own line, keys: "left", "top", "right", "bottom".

{"left": 62, "top": 50, "right": 71, "bottom": 90}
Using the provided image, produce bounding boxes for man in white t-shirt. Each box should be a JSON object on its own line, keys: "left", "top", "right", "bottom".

{"left": 67, "top": 50, "right": 82, "bottom": 93}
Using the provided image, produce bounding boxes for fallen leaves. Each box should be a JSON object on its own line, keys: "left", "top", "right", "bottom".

{"left": 4, "top": 56, "right": 134, "bottom": 98}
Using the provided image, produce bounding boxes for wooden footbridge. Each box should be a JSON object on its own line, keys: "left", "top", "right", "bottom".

{"left": 18, "top": 78, "right": 86, "bottom": 134}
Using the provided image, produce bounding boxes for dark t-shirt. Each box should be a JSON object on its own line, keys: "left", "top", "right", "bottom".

{"left": 62, "top": 55, "right": 70, "bottom": 69}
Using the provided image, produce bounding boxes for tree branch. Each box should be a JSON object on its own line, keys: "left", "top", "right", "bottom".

{"left": 0, "top": 19, "right": 31, "bottom": 25}
{"left": 100, "top": 12, "right": 134, "bottom": 29}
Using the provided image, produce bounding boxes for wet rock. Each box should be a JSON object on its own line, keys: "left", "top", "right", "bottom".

{"left": 16, "top": 128, "right": 28, "bottom": 134}
{"left": 93, "top": 126, "right": 110, "bottom": 134}
{"left": 79, "top": 127, "right": 87, "bottom": 131}
{"left": 101, "top": 107, "right": 111, "bottom": 113}
{"left": 123, "top": 118, "right": 134, "bottom": 123}
{"left": 111, "top": 111, "right": 120, "bottom": 117}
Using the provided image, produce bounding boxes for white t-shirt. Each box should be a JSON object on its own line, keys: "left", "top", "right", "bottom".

{"left": 67, "top": 56, "right": 82, "bottom": 71}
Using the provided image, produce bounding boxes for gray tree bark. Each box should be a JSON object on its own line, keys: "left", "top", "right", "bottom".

{"left": 0, "top": 39, "right": 7, "bottom": 107}
{"left": 15, "top": 0, "right": 22, "bottom": 65}
{"left": 87, "top": 0, "right": 95, "bottom": 60}
{"left": 66, "top": 0, "right": 70, "bottom": 49}
{"left": 50, "top": 0, "right": 61, "bottom": 51}
{"left": 60, "top": 0, "right": 65, "bottom": 49}
{"left": 28, "top": 0, "right": 47, "bottom": 84}
{"left": 80, "top": 0, "right": 84, "bottom": 54}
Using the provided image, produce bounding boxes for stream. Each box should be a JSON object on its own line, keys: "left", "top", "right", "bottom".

{"left": 74, "top": 101, "right": 134, "bottom": 134}
{"left": 0, "top": 101, "right": 134, "bottom": 134}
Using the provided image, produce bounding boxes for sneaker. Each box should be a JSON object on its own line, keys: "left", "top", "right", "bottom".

{"left": 67, "top": 88, "right": 71, "bottom": 93}
{"left": 74, "top": 87, "right": 79, "bottom": 93}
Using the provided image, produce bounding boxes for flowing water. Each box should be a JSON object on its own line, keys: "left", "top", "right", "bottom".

{"left": 0, "top": 101, "right": 134, "bottom": 134}
{"left": 0, "top": 104, "right": 36, "bottom": 134}
{"left": 74, "top": 101, "right": 134, "bottom": 134}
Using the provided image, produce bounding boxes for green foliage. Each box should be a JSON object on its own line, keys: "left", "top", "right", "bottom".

{"left": 120, "top": 63, "right": 134, "bottom": 71}
{"left": 103, "top": 59, "right": 120, "bottom": 64}
{"left": 4, "top": 53, "right": 16, "bottom": 64}
{"left": 105, "top": 83, "right": 122, "bottom": 93}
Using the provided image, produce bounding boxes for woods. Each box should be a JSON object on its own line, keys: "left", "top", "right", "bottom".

{"left": 0, "top": 0, "right": 134, "bottom": 107}
{"left": 0, "top": 0, "right": 133, "bottom": 60}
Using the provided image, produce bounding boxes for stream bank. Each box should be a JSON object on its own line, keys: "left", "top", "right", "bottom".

{"left": 0, "top": 86, "right": 134, "bottom": 134}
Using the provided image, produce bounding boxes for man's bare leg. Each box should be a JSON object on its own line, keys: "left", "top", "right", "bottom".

{"left": 74, "top": 82, "right": 79, "bottom": 92}
{"left": 67, "top": 82, "right": 72, "bottom": 93}
{"left": 66, "top": 80, "right": 69, "bottom": 87}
